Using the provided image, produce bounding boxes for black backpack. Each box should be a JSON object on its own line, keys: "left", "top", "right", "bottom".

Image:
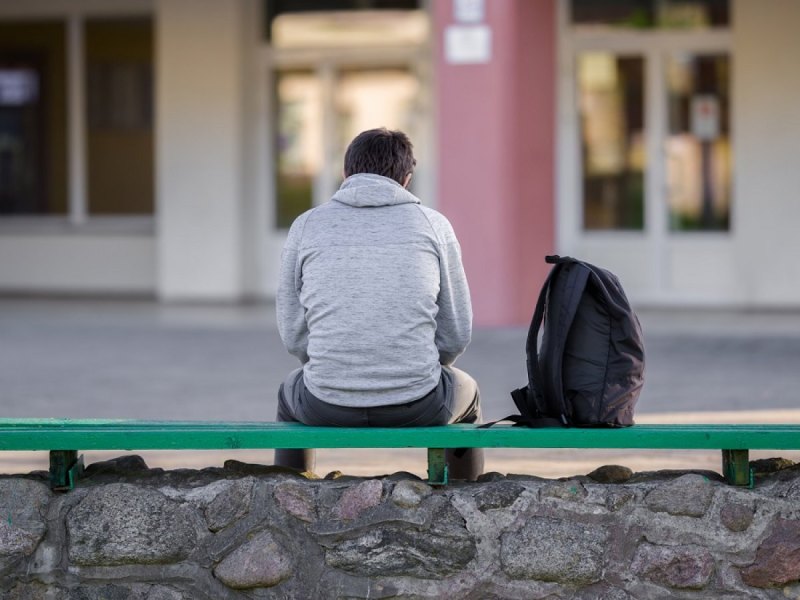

{"left": 509, "top": 255, "right": 645, "bottom": 428}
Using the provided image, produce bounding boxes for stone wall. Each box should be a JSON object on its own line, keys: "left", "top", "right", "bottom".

{"left": 2, "top": 457, "right": 800, "bottom": 599}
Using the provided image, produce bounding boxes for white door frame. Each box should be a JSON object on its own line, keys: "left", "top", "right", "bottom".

{"left": 556, "top": 0, "right": 733, "bottom": 303}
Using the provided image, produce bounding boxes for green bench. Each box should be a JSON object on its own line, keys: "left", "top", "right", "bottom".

{"left": 1, "top": 419, "right": 799, "bottom": 490}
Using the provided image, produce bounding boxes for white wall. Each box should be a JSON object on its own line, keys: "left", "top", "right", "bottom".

{"left": 156, "top": 0, "right": 260, "bottom": 301}
{"left": 734, "top": 0, "right": 800, "bottom": 305}
{"left": 0, "top": 234, "right": 155, "bottom": 293}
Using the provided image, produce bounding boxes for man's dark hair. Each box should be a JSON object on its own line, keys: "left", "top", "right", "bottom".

{"left": 343, "top": 128, "right": 417, "bottom": 185}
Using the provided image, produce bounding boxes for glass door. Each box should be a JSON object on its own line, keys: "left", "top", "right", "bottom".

{"left": 665, "top": 52, "right": 731, "bottom": 232}
{"left": 575, "top": 50, "right": 731, "bottom": 233}
{"left": 274, "top": 65, "right": 422, "bottom": 229}
{"left": 561, "top": 0, "right": 733, "bottom": 302}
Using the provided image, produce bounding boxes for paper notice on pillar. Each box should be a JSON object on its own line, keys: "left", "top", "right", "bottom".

{"left": 445, "top": 25, "right": 492, "bottom": 65}
{"left": 691, "top": 95, "right": 720, "bottom": 141}
{"left": 453, "top": 0, "right": 485, "bottom": 23}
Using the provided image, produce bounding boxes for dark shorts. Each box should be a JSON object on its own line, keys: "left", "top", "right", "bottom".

{"left": 277, "top": 366, "right": 482, "bottom": 427}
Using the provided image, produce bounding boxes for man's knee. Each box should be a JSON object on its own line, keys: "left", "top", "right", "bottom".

{"left": 449, "top": 367, "right": 480, "bottom": 402}
{"left": 443, "top": 366, "right": 481, "bottom": 423}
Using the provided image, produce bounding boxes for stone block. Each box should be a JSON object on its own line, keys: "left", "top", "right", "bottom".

{"left": 500, "top": 517, "right": 607, "bottom": 584}
{"left": 5, "top": 581, "right": 51, "bottom": 600}
{"left": 213, "top": 530, "right": 292, "bottom": 589}
{"left": 0, "top": 522, "right": 40, "bottom": 557}
{"left": 741, "top": 518, "right": 800, "bottom": 588}
{"left": 750, "top": 457, "right": 795, "bottom": 474}
{"left": 204, "top": 478, "right": 253, "bottom": 531}
{"left": 719, "top": 502, "right": 754, "bottom": 532}
{"left": 274, "top": 481, "right": 316, "bottom": 522}
{"left": 391, "top": 480, "right": 432, "bottom": 509}
{"left": 474, "top": 482, "right": 525, "bottom": 511}
{"left": 631, "top": 542, "right": 715, "bottom": 589}
{"left": 0, "top": 479, "right": 51, "bottom": 561}
{"left": 333, "top": 479, "right": 383, "bottom": 520}
{"left": 67, "top": 483, "right": 197, "bottom": 566}
{"left": 324, "top": 525, "right": 475, "bottom": 578}
{"left": 84, "top": 455, "right": 149, "bottom": 477}
{"left": 60, "top": 584, "right": 185, "bottom": 599}
{"left": 645, "top": 474, "right": 715, "bottom": 517}
{"left": 324, "top": 500, "right": 475, "bottom": 578}
{"left": 588, "top": 465, "right": 633, "bottom": 484}
{"left": 542, "top": 480, "right": 587, "bottom": 501}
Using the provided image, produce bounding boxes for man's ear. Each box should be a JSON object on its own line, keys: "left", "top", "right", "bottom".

{"left": 403, "top": 173, "right": 412, "bottom": 189}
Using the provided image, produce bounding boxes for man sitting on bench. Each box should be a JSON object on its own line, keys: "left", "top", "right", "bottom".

{"left": 274, "top": 127, "right": 484, "bottom": 480}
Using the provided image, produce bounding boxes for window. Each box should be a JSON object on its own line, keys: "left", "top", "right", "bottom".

{"left": 268, "top": 0, "right": 428, "bottom": 229}
{"left": 578, "top": 53, "right": 645, "bottom": 230}
{"left": 0, "top": 17, "right": 154, "bottom": 220}
{"left": 274, "top": 71, "right": 322, "bottom": 229}
{"left": 666, "top": 53, "right": 731, "bottom": 231}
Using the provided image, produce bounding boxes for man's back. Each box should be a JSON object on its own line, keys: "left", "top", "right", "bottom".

{"left": 275, "top": 127, "right": 483, "bottom": 480}
{"left": 277, "top": 173, "right": 471, "bottom": 407}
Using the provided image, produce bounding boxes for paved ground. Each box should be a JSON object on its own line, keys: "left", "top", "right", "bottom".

{"left": 2, "top": 298, "right": 800, "bottom": 478}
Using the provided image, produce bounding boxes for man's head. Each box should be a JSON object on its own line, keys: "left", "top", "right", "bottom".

{"left": 343, "top": 128, "right": 417, "bottom": 187}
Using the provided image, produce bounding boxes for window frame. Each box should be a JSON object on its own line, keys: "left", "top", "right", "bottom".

{"left": 262, "top": 13, "right": 434, "bottom": 231}
{"left": 0, "top": 0, "right": 154, "bottom": 233}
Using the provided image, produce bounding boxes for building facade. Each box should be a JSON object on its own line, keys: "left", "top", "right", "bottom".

{"left": 1, "top": 0, "right": 798, "bottom": 326}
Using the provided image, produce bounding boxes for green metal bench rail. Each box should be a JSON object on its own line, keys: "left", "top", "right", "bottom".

{"left": 1, "top": 419, "right": 798, "bottom": 489}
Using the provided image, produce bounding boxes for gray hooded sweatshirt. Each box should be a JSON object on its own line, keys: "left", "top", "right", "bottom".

{"left": 277, "top": 173, "right": 472, "bottom": 407}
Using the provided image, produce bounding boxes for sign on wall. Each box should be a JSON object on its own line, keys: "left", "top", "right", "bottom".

{"left": 691, "top": 95, "right": 720, "bottom": 140}
{"left": 445, "top": 0, "right": 491, "bottom": 64}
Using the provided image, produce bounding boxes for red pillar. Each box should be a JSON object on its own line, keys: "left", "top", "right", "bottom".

{"left": 434, "top": 0, "right": 556, "bottom": 327}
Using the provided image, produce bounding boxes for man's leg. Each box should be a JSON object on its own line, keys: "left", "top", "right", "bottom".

{"left": 442, "top": 366, "right": 485, "bottom": 481}
{"left": 274, "top": 367, "right": 315, "bottom": 472}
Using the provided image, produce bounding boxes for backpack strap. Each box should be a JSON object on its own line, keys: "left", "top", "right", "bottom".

{"left": 480, "top": 414, "right": 567, "bottom": 429}
{"left": 513, "top": 261, "right": 560, "bottom": 422}
{"left": 507, "top": 255, "right": 591, "bottom": 428}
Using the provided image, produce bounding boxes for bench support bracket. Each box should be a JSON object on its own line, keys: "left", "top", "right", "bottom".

{"left": 427, "top": 448, "right": 448, "bottom": 485}
{"left": 722, "top": 449, "right": 751, "bottom": 487}
{"left": 50, "top": 450, "right": 84, "bottom": 492}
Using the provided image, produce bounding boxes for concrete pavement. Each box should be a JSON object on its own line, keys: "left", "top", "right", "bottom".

{"left": 2, "top": 298, "right": 799, "bottom": 478}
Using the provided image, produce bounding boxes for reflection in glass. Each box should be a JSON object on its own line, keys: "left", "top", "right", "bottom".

{"left": 571, "top": 0, "right": 729, "bottom": 29}
{"left": 666, "top": 53, "right": 730, "bottom": 231}
{"left": 578, "top": 53, "right": 645, "bottom": 230}
{"left": 334, "top": 68, "right": 418, "bottom": 185}
{"left": 86, "top": 18, "right": 154, "bottom": 215}
{"left": 0, "top": 69, "right": 39, "bottom": 105}
{"left": 0, "top": 68, "right": 41, "bottom": 213}
{"left": 275, "top": 71, "right": 322, "bottom": 229}
{"left": 275, "top": 68, "right": 420, "bottom": 228}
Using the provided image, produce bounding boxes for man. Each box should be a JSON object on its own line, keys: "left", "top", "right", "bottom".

{"left": 275, "top": 128, "right": 483, "bottom": 480}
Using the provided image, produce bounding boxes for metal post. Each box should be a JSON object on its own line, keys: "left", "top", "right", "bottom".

{"left": 50, "top": 450, "right": 78, "bottom": 491}
{"left": 427, "top": 448, "right": 448, "bottom": 485}
{"left": 722, "top": 449, "right": 750, "bottom": 487}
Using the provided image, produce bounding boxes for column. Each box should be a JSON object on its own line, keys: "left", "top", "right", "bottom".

{"left": 155, "top": 0, "right": 255, "bottom": 300}
{"left": 434, "top": 0, "right": 556, "bottom": 326}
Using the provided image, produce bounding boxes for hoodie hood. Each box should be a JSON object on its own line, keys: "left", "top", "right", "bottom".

{"left": 331, "top": 173, "right": 420, "bottom": 208}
